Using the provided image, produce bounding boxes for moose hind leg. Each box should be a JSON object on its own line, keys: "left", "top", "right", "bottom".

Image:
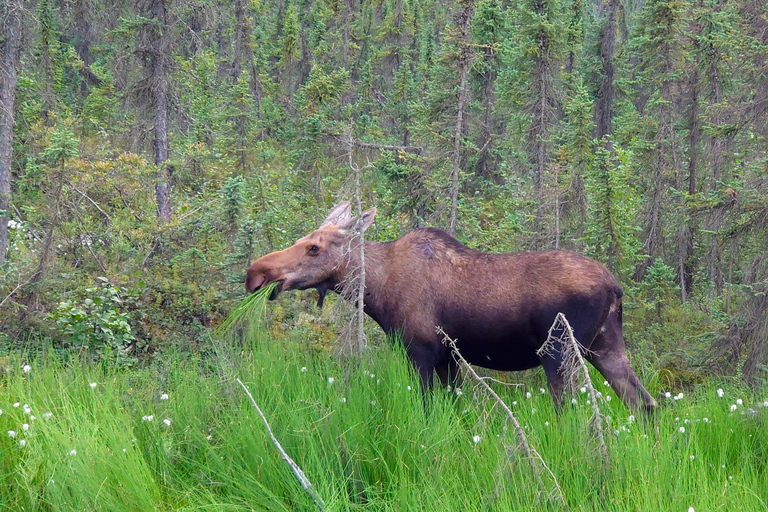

{"left": 435, "top": 356, "right": 460, "bottom": 390}
{"left": 588, "top": 329, "right": 656, "bottom": 414}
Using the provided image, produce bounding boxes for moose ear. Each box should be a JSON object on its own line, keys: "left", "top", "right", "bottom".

{"left": 322, "top": 201, "right": 352, "bottom": 226}
{"left": 340, "top": 207, "right": 376, "bottom": 233}
{"left": 358, "top": 207, "right": 377, "bottom": 232}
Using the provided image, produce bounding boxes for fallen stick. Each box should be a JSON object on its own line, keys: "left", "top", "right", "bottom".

{"left": 437, "top": 327, "right": 567, "bottom": 511}
{"left": 538, "top": 313, "right": 609, "bottom": 468}
{"left": 236, "top": 378, "right": 326, "bottom": 511}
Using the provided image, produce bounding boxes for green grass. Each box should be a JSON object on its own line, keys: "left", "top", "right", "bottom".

{"left": 1, "top": 327, "right": 767, "bottom": 511}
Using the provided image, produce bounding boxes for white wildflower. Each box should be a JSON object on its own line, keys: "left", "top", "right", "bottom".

{"left": 665, "top": 392, "right": 672, "bottom": 399}
{"left": 22, "top": 364, "right": 31, "bottom": 373}
{"left": 22, "top": 423, "right": 29, "bottom": 431}
{"left": 703, "top": 417, "right": 709, "bottom": 423}
{"left": 717, "top": 388, "right": 724, "bottom": 397}
{"left": 327, "top": 377, "right": 334, "bottom": 384}
{"left": 763, "top": 401, "right": 768, "bottom": 408}
{"left": 571, "top": 398, "right": 578, "bottom": 405}
{"left": 23, "top": 404, "right": 31, "bottom": 415}
{"left": 42, "top": 412, "right": 53, "bottom": 420}
{"left": 340, "top": 397, "right": 347, "bottom": 403}
{"left": 526, "top": 392, "right": 532, "bottom": 399}
{"left": 89, "top": 382, "right": 97, "bottom": 389}
{"left": 19, "top": 439, "right": 26, "bottom": 448}
{"left": 8, "top": 431, "right": 16, "bottom": 438}
{"left": 679, "top": 426, "right": 686, "bottom": 433}
{"left": 628, "top": 415, "right": 635, "bottom": 423}
{"left": 407, "top": 386, "right": 411, "bottom": 391}
{"left": 580, "top": 387, "right": 587, "bottom": 394}
{"left": 689, "top": 508, "right": 695, "bottom": 512}
{"left": 300, "top": 367, "right": 307, "bottom": 372}
{"left": 160, "top": 393, "right": 169, "bottom": 401}
{"left": 455, "top": 388, "right": 463, "bottom": 396}
{"left": 736, "top": 398, "right": 743, "bottom": 406}
{"left": 539, "top": 388, "right": 546, "bottom": 394}
{"left": 730, "top": 404, "right": 738, "bottom": 412}
{"left": 163, "top": 418, "right": 171, "bottom": 426}
{"left": 13, "top": 402, "right": 19, "bottom": 408}
{"left": 69, "top": 449, "right": 77, "bottom": 456}
{"left": 472, "top": 435, "right": 482, "bottom": 444}
{"left": 689, "top": 455, "right": 695, "bottom": 460}
{"left": 606, "top": 395, "right": 612, "bottom": 402}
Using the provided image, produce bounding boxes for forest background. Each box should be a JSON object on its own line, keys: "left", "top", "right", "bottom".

{"left": 0, "top": 0, "right": 767, "bottom": 389}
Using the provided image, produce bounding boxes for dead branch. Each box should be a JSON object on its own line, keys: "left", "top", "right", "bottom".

{"left": 438, "top": 326, "right": 568, "bottom": 510}
{"left": 336, "top": 135, "right": 424, "bottom": 156}
{"left": 236, "top": 378, "right": 326, "bottom": 511}
{"left": 538, "top": 313, "right": 609, "bottom": 468}
{"left": 69, "top": 182, "right": 112, "bottom": 222}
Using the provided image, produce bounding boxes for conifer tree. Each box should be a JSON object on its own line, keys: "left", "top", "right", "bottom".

{"left": 0, "top": 0, "right": 23, "bottom": 266}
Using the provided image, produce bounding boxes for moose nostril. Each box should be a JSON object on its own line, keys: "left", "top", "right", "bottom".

{"left": 246, "top": 274, "right": 267, "bottom": 293}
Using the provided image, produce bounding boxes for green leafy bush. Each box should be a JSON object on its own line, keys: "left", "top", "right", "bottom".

{"left": 50, "top": 277, "right": 137, "bottom": 365}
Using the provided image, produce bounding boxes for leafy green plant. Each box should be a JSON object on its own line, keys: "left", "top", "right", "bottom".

{"left": 50, "top": 277, "right": 136, "bottom": 365}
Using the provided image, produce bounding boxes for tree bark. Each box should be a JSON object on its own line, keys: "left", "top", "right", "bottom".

{"left": 449, "top": 0, "right": 473, "bottom": 236}
{"left": 594, "top": 0, "right": 619, "bottom": 140}
{"left": 145, "top": 0, "right": 172, "bottom": 222}
{"left": 0, "top": 0, "right": 23, "bottom": 266}
{"left": 681, "top": 39, "right": 701, "bottom": 301}
{"left": 532, "top": 0, "right": 552, "bottom": 247}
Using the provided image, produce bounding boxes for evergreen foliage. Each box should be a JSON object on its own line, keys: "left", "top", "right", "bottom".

{"left": 0, "top": 0, "right": 767, "bottom": 386}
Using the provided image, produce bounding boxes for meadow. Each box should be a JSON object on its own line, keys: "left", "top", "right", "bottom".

{"left": 1, "top": 321, "right": 767, "bottom": 511}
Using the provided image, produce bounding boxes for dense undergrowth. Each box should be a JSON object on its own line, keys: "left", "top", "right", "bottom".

{"left": 1, "top": 324, "right": 767, "bottom": 511}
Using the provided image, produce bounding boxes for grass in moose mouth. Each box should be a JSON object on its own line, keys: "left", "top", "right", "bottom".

{"left": 216, "top": 281, "right": 278, "bottom": 338}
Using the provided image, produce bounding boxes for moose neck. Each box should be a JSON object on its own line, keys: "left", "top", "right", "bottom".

{"left": 331, "top": 238, "right": 390, "bottom": 321}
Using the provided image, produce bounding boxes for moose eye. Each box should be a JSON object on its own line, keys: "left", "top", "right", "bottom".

{"left": 308, "top": 245, "right": 320, "bottom": 255}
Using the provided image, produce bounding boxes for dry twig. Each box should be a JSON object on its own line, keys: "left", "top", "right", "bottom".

{"left": 236, "top": 378, "right": 326, "bottom": 511}
{"left": 538, "top": 313, "right": 610, "bottom": 468}
{"left": 437, "top": 327, "right": 568, "bottom": 510}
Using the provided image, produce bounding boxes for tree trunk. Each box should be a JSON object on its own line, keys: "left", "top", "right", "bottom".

{"left": 449, "top": 0, "right": 473, "bottom": 236}
{"left": 681, "top": 41, "right": 701, "bottom": 301}
{"left": 476, "top": 49, "right": 497, "bottom": 180}
{"left": 0, "top": 0, "right": 23, "bottom": 266}
{"left": 594, "top": 0, "right": 619, "bottom": 140}
{"left": 532, "top": 0, "right": 551, "bottom": 247}
{"left": 150, "top": 0, "right": 172, "bottom": 223}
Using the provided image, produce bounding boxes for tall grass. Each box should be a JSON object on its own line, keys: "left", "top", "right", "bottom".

{"left": 1, "top": 312, "right": 767, "bottom": 510}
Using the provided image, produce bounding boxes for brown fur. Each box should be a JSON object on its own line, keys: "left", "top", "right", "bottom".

{"left": 246, "top": 203, "right": 656, "bottom": 412}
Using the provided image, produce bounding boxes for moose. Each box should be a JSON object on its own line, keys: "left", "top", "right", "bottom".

{"left": 246, "top": 202, "right": 656, "bottom": 413}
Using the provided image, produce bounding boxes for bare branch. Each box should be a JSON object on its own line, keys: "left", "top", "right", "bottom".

{"left": 538, "top": 313, "right": 609, "bottom": 468}
{"left": 69, "top": 182, "right": 112, "bottom": 222}
{"left": 236, "top": 378, "right": 326, "bottom": 511}
{"left": 438, "top": 327, "right": 568, "bottom": 510}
